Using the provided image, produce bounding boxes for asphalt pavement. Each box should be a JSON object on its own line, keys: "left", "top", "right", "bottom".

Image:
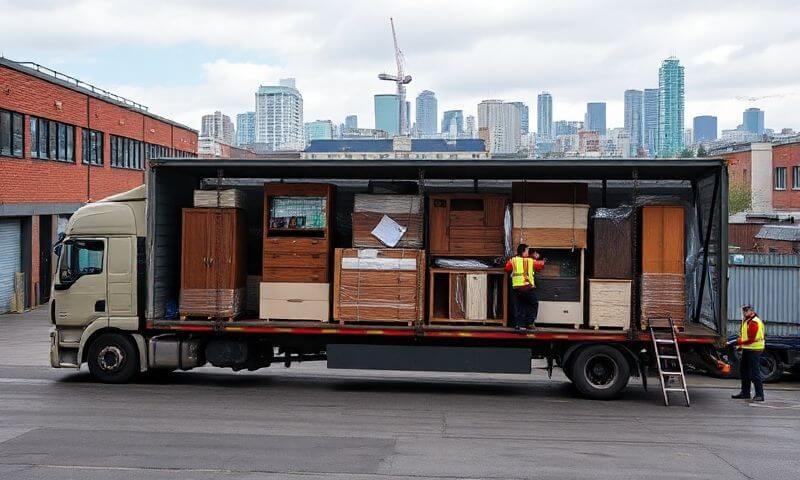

{"left": 1, "top": 308, "right": 799, "bottom": 480}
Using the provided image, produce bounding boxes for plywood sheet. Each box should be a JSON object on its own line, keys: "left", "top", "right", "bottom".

{"left": 512, "top": 228, "right": 588, "bottom": 249}
{"left": 589, "top": 279, "right": 632, "bottom": 330}
{"left": 465, "top": 274, "right": 488, "bottom": 320}
{"left": 512, "top": 204, "right": 589, "bottom": 229}
{"left": 592, "top": 214, "right": 633, "bottom": 279}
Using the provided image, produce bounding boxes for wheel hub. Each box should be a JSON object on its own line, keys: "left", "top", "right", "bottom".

{"left": 98, "top": 346, "right": 124, "bottom": 372}
{"left": 585, "top": 354, "right": 618, "bottom": 389}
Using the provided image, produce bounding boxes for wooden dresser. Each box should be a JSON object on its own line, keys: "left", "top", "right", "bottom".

{"left": 428, "top": 194, "right": 507, "bottom": 257}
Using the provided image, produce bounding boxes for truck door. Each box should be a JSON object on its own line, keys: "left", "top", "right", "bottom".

{"left": 106, "top": 236, "right": 135, "bottom": 318}
{"left": 52, "top": 238, "right": 107, "bottom": 327}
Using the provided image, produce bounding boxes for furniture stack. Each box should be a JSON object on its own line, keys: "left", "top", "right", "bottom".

{"left": 588, "top": 206, "right": 634, "bottom": 330}
{"left": 333, "top": 248, "right": 425, "bottom": 324}
{"left": 510, "top": 182, "right": 589, "bottom": 329}
{"left": 351, "top": 195, "right": 423, "bottom": 249}
{"left": 259, "top": 183, "right": 333, "bottom": 322}
{"left": 640, "top": 205, "right": 686, "bottom": 329}
{"left": 179, "top": 189, "right": 247, "bottom": 319}
{"left": 427, "top": 193, "right": 509, "bottom": 325}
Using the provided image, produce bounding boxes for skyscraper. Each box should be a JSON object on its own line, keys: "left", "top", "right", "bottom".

{"left": 201, "top": 111, "right": 235, "bottom": 145}
{"left": 441, "top": 110, "right": 464, "bottom": 135}
{"left": 657, "top": 57, "right": 685, "bottom": 157}
{"left": 345, "top": 115, "right": 358, "bottom": 130}
{"left": 693, "top": 116, "right": 717, "bottom": 143}
{"left": 374, "top": 94, "right": 409, "bottom": 136}
{"left": 643, "top": 88, "right": 659, "bottom": 156}
{"left": 510, "top": 102, "right": 529, "bottom": 134}
{"left": 465, "top": 115, "right": 477, "bottom": 138}
{"left": 235, "top": 111, "right": 256, "bottom": 146}
{"left": 478, "top": 100, "right": 521, "bottom": 154}
{"left": 415, "top": 90, "right": 438, "bottom": 136}
{"left": 255, "top": 78, "right": 304, "bottom": 151}
{"left": 537, "top": 92, "right": 553, "bottom": 138}
{"left": 742, "top": 108, "right": 765, "bottom": 135}
{"left": 305, "top": 120, "right": 334, "bottom": 142}
{"left": 585, "top": 102, "right": 606, "bottom": 135}
{"left": 623, "top": 90, "right": 643, "bottom": 157}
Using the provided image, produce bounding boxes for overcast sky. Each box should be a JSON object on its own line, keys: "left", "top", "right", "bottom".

{"left": 2, "top": 0, "right": 798, "bottom": 134}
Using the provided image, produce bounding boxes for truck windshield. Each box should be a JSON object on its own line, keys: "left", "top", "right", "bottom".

{"left": 58, "top": 240, "right": 104, "bottom": 284}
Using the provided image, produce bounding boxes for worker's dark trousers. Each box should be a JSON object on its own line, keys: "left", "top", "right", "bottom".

{"left": 512, "top": 287, "right": 539, "bottom": 328}
{"left": 740, "top": 350, "right": 765, "bottom": 398}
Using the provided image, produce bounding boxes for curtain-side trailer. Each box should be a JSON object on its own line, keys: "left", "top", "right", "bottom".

{"left": 49, "top": 157, "right": 728, "bottom": 400}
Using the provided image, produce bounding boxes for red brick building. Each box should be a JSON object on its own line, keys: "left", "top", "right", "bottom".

{"left": 0, "top": 58, "right": 197, "bottom": 312}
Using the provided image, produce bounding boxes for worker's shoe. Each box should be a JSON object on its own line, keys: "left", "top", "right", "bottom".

{"left": 731, "top": 393, "right": 750, "bottom": 399}
{"left": 751, "top": 396, "right": 765, "bottom": 402}
{"left": 514, "top": 326, "right": 528, "bottom": 334}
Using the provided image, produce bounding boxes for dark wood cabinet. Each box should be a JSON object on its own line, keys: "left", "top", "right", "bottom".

{"left": 428, "top": 194, "right": 507, "bottom": 257}
{"left": 592, "top": 209, "right": 633, "bottom": 279}
{"left": 180, "top": 208, "right": 247, "bottom": 318}
{"left": 263, "top": 183, "right": 333, "bottom": 283}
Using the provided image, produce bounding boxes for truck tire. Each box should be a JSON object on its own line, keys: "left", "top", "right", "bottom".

{"left": 570, "top": 345, "right": 630, "bottom": 400}
{"left": 87, "top": 332, "right": 139, "bottom": 384}
{"left": 760, "top": 351, "right": 783, "bottom": 383}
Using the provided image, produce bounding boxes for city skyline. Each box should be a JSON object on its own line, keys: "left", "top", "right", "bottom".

{"left": 1, "top": 1, "right": 796, "bottom": 134}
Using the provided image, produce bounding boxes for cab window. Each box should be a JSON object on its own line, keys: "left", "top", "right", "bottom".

{"left": 58, "top": 240, "right": 104, "bottom": 284}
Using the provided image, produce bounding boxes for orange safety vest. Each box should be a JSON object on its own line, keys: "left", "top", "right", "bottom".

{"left": 511, "top": 256, "right": 535, "bottom": 288}
{"left": 740, "top": 316, "right": 765, "bottom": 351}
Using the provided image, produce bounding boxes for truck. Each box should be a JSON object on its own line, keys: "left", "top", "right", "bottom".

{"left": 49, "top": 157, "right": 729, "bottom": 400}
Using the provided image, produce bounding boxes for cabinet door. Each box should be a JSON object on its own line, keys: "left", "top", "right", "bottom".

{"left": 182, "top": 209, "right": 211, "bottom": 289}
{"left": 209, "top": 210, "right": 237, "bottom": 289}
{"left": 661, "top": 206, "right": 684, "bottom": 274}
{"left": 484, "top": 196, "right": 506, "bottom": 227}
{"left": 429, "top": 197, "right": 449, "bottom": 253}
{"left": 641, "top": 206, "right": 664, "bottom": 273}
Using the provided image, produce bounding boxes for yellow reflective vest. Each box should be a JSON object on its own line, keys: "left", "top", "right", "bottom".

{"left": 740, "top": 316, "right": 765, "bottom": 351}
{"left": 511, "top": 256, "right": 535, "bottom": 288}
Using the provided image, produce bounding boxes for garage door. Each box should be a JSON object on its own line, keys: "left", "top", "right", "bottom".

{"left": 0, "top": 218, "right": 22, "bottom": 313}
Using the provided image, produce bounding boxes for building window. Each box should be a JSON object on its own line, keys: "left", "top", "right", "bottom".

{"left": 0, "top": 108, "right": 24, "bottom": 158}
{"left": 110, "top": 135, "right": 143, "bottom": 170}
{"left": 774, "top": 167, "right": 787, "bottom": 190}
{"left": 793, "top": 166, "right": 800, "bottom": 190}
{"left": 29, "top": 116, "right": 75, "bottom": 162}
{"left": 145, "top": 143, "right": 173, "bottom": 161}
{"left": 82, "top": 129, "right": 104, "bottom": 165}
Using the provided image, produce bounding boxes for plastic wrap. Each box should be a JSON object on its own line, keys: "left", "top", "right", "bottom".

{"left": 504, "top": 205, "right": 513, "bottom": 258}
{"left": 352, "top": 194, "right": 424, "bottom": 249}
{"left": 434, "top": 258, "right": 494, "bottom": 269}
{"left": 592, "top": 205, "right": 633, "bottom": 222}
{"left": 269, "top": 196, "right": 326, "bottom": 229}
{"left": 179, "top": 287, "right": 245, "bottom": 319}
{"left": 193, "top": 189, "right": 246, "bottom": 209}
{"left": 334, "top": 249, "right": 425, "bottom": 323}
{"left": 640, "top": 273, "right": 685, "bottom": 329}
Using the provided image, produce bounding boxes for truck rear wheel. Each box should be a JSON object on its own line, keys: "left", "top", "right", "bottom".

{"left": 87, "top": 332, "right": 139, "bottom": 384}
{"left": 570, "top": 345, "right": 630, "bottom": 400}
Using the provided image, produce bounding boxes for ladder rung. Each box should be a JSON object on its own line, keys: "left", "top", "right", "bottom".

{"left": 661, "top": 371, "right": 683, "bottom": 375}
{"left": 659, "top": 355, "right": 679, "bottom": 359}
{"left": 655, "top": 339, "right": 675, "bottom": 344}
{"left": 664, "top": 388, "right": 687, "bottom": 392}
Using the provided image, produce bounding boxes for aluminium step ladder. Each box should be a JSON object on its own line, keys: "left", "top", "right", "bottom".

{"left": 649, "top": 317, "right": 690, "bottom": 406}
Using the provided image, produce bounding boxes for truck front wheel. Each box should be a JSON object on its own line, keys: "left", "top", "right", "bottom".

{"left": 570, "top": 345, "right": 630, "bottom": 400}
{"left": 87, "top": 332, "right": 139, "bottom": 384}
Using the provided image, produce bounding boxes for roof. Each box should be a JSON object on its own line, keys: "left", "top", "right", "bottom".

{"left": 755, "top": 225, "right": 800, "bottom": 242}
{"left": 149, "top": 157, "right": 726, "bottom": 182}
{"left": 0, "top": 57, "right": 197, "bottom": 133}
{"left": 305, "top": 139, "right": 487, "bottom": 153}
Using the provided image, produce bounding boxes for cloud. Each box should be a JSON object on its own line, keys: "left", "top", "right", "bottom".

{"left": 1, "top": 0, "right": 798, "bottom": 131}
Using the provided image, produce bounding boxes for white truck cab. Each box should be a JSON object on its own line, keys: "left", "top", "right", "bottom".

{"left": 50, "top": 185, "right": 148, "bottom": 382}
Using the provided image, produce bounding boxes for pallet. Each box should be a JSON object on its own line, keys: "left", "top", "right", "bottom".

{"left": 428, "top": 318, "right": 505, "bottom": 327}
{"left": 180, "top": 314, "right": 236, "bottom": 322}
{"left": 590, "top": 324, "right": 629, "bottom": 332}
{"left": 533, "top": 322, "right": 582, "bottom": 330}
{"left": 338, "top": 319, "right": 414, "bottom": 327}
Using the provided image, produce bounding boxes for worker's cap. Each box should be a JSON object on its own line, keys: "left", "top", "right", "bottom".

{"left": 741, "top": 304, "right": 754, "bottom": 311}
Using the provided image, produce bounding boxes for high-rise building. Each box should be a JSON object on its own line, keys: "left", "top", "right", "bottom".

{"left": 345, "top": 115, "right": 358, "bottom": 130}
{"left": 235, "top": 111, "right": 256, "bottom": 146}
{"left": 743, "top": 108, "right": 765, "bottom": 135}
{"left": 465, "top": 115, "right": 477, "bottom": 138}
{"left": 415, "top": 90, "right": 438, "bottom": 136}
{"left": 693, "top": 115, "right": 717, "bottom": 143}
{"left": 510, "top": 102, "right": 529, "bottom": 134}
{"left": 553, "top": 120, "right": 583, "bottom": 137}
{"left": 585, "top": 102, "right": 606, "bottom": 135}
{"left": 477, "top": 100, "right": 521, "bottom": 154}
{"left": 374, "top": 94, "right": 409, "bottom": 136}
{"left": 623, "top": 90, "right": 643, "bottom": 157}
{"left": 683, "top": 128, "right": 693, "bottom": 147}
{"left": 537, "top": 92, "right": 553, "bottom": 138}
{"left": 657, "top": 57, "right": 685, "bottom": 157}
{"left": 255, "top": 78, "right": 304, "bottom": 151}
{"left": 305, "top": 120, "right": 334, "bottom": 142}
{"left": 643, "top": 88, "right": 659, "bottom": 156}
{"left": 201, "top": 111, "right": 235, "bottom": 145}
{"left": 441, "top": 110, "right": 464, "bottom": 136}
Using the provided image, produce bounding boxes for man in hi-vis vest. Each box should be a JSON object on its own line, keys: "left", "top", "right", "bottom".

{"left": 730, "top": 304, "right": 766, "bottom": 402}
{"left": 504, "top": 244, "right": 545, "bottom": 333}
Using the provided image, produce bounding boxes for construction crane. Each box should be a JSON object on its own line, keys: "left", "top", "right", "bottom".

{"left": 378, "top": 17, "right": 412, "bottom": 135}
